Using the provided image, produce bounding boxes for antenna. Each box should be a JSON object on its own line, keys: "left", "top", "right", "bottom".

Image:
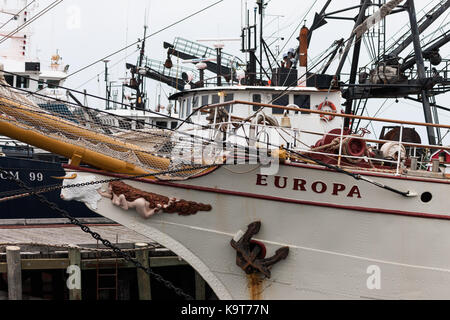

{"left": 196, "top": 38, "right": 241, "bottom": 87}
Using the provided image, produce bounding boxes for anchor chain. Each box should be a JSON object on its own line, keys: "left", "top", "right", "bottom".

{"left": 0, "top": 167, "right": 195, "bottom": 300}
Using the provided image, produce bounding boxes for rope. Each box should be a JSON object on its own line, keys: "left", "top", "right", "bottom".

{"left": 0, "top": 83, "right": 417, "bottom": 198}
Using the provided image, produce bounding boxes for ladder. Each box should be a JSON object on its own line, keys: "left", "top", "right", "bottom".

{"left": 143, "top": 57, "right": 199, "bottom": 80}
{"left": 173, "top": 37, "right": 244, "bottom": 68}
{"left": 95, "top": 239, "right": 119, "bottom": 300}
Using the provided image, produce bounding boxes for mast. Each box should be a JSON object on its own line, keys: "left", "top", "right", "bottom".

{"left": 103, "top": 60, "right": 110, "bottom": 110}
{"left": 135, "top": 25, "right": 148, "bottom": 110}
{"left": 342, "top": 0, "right": 371, "bottom": 128}
{"left": 406, "top": 0, "right": 437, "bottom": 145}
{"left": 241, "top": 3, "right": 257, "bottom": 85}
{"left": 257, "top": 0, "right": 265, "bottom": 83}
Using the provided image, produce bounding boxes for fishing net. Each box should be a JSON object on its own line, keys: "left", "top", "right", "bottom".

{"left": 0, "top": 78, "right": 237, "bottom": 180}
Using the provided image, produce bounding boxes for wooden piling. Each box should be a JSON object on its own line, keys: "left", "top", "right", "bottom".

{"left": 195, "top": 271, "right": 206, "bottom": 300}
{"left": 135, "top": 243, "right": 151, "bottom": 300}
{"left": 6, "top": 246, "right": 22, "bottom": 300}
{"left": 68, "top": 247, "right": 82, "bottom": 300}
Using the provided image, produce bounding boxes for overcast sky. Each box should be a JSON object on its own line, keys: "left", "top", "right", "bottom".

{"left": 3, "top": 0, "right": 449, "bottom": 142}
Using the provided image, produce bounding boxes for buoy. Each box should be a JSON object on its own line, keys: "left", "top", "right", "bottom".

{"left": 318, "top": 101, "right": 337, "bottom": 121}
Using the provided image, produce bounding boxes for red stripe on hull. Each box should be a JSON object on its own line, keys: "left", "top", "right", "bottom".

{"left": 64, "top": 165, "right": 449, "bottom": 221}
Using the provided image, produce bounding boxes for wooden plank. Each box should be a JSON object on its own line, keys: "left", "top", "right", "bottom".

{"left": 0, "top": 256, "right": 188, "bottom": 273}
{"left": 6, "top": 246, "right": 22, "bottom": 300}
{"left": 81, "top": 256, "right": 188, "bottom": 270}
{"left": 149, "top": 256, "right": 188, "bottom": 268}
{"left": 82, "top": 259, "right": 132, "bottom": 270}
{"left": 0, "top": 259, "right": 69, "bottom": 272}
{"left": 68, "top": 248, "right": 82, "bottom": 300}
{"left": 135, "top": 243, "right": 151, "bottom": 300}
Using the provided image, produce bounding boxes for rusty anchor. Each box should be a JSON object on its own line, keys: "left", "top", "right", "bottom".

{"left": 230, "top": 221, "right": 289, "bottom": 279}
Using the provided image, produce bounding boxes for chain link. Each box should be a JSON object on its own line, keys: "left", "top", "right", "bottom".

{"left": 0, "top": 167, "right": 196, "bottom": 300}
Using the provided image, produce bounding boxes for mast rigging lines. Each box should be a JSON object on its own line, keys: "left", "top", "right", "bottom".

{"left": 66, "top": 0, "right": 225, "bottom": 79}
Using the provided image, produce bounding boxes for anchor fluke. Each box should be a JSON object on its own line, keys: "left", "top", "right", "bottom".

{"left": 230, "top": 221, "right": 289, "bottom": 279}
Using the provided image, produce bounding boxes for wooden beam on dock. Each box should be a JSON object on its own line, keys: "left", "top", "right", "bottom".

{"left": 0, "top": 256, "right": 188, "bottom": 272}
{"left": 81, "top": 256, "right": 187, "bottom": 270}
{"left": 68, "top": 248, "right": 82, "bottom": 300}
{"left": 6, "top": 246, "right": 22, "bottom": 300}
{"left": 0, "top": 259, "right": 69, "bottom": 272}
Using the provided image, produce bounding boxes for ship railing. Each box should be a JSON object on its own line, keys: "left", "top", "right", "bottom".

{"left": 193, "top": 100, "right": 450, "bottom": 176}
{"left": 195, "top": 120, "right": 405, "bottom": 173}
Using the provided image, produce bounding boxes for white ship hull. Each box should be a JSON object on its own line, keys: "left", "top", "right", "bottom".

{"left": 61, "top": 162, "right": 450, "bottom": 300}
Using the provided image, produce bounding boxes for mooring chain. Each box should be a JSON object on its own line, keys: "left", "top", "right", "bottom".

{"left": 0, "top": 168, "right": 195, "bottom": 300}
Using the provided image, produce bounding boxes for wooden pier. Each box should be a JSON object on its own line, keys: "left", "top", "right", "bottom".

{"left": 0, "top": 218, "right": 212, "bottom": 300}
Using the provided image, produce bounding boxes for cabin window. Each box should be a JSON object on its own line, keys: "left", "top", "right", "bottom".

{"left": 180, "top": 99, "right": 185, "bottom": 118}
{"left": 4, "top": 75, "right": 14, "bottom": 86}
{"left": 294, "top": 95, "right": 310, "bottom": 114}
{"left": 186, "top": 97, "right": 192, "bottom": 117}
{"left": 224, "top": 93, "right": 234, "bottom": 112}
{"left": 211, "top": 94, "right": 220, "bottom": 104}
{"left": 156, "top": 121, "right": 168, "bottom": 128}
{"left": 16, "top": 76, "right": 29, "bottom": 89}
{"left": 192, "top": 96, "right": 199, "bottom": 109}
{"left": 252, "top": 94, "right": 261, "bottom": 111}
{"left": 271, "top": 94, "right": 289, "bottom": 114}
{"left": 201, "top": 95, "right": 209, "bottom": 106}
{"left": 46, "top": 79, "right": 59, "bottom": 88}
{"left": 171, "top": 122, "right": 178, "bottom": 129}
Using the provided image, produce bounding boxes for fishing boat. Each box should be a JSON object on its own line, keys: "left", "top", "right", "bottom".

{"left": 0, "top": 0, "right": 449, "bottom": 300}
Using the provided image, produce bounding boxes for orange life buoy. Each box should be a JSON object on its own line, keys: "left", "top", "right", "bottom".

{"left": 318, "top": 101, "right": 337, "bottom": 121}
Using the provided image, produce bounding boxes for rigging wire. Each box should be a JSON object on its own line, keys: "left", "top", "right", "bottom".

{"left": 0, "top": 0, "right": 37, "bottom": 32}
{"left": 276, "top": 0, "right": 318, "bottom": 59}
{"left": 0, "top": 0, "right": 64, "bottom": 46}
{"left": 0, "top": 79, "right": 421, "bottom": 197}
{"left": 75, "top": 48, "right": 140, "bottom": 90}
{"left": 66, "top": 0, "right": 224, "bottom": 79}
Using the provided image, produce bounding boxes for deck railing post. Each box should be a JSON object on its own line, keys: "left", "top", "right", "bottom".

{"left": 337, "top": 117, "right": 345, "bottom": 167}
{"left": 396, "top": 125, "right": 404, "bottom": 175}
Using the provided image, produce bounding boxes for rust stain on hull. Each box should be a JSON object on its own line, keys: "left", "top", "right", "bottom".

{"left": 247, "top": 273, "right": 264, "bottom": 300}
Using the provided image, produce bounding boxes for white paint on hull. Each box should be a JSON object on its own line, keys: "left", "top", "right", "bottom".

{"left": 62, "top": 165, "right": 450, "bottom": 300}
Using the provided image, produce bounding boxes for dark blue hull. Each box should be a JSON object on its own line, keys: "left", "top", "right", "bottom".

{"left": 0, "top": 156, "right": 100, "bottom": 219}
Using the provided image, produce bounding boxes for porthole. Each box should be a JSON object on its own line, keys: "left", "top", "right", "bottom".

{"left": 421, "top": 192, "right": 433, "bottom": 203}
